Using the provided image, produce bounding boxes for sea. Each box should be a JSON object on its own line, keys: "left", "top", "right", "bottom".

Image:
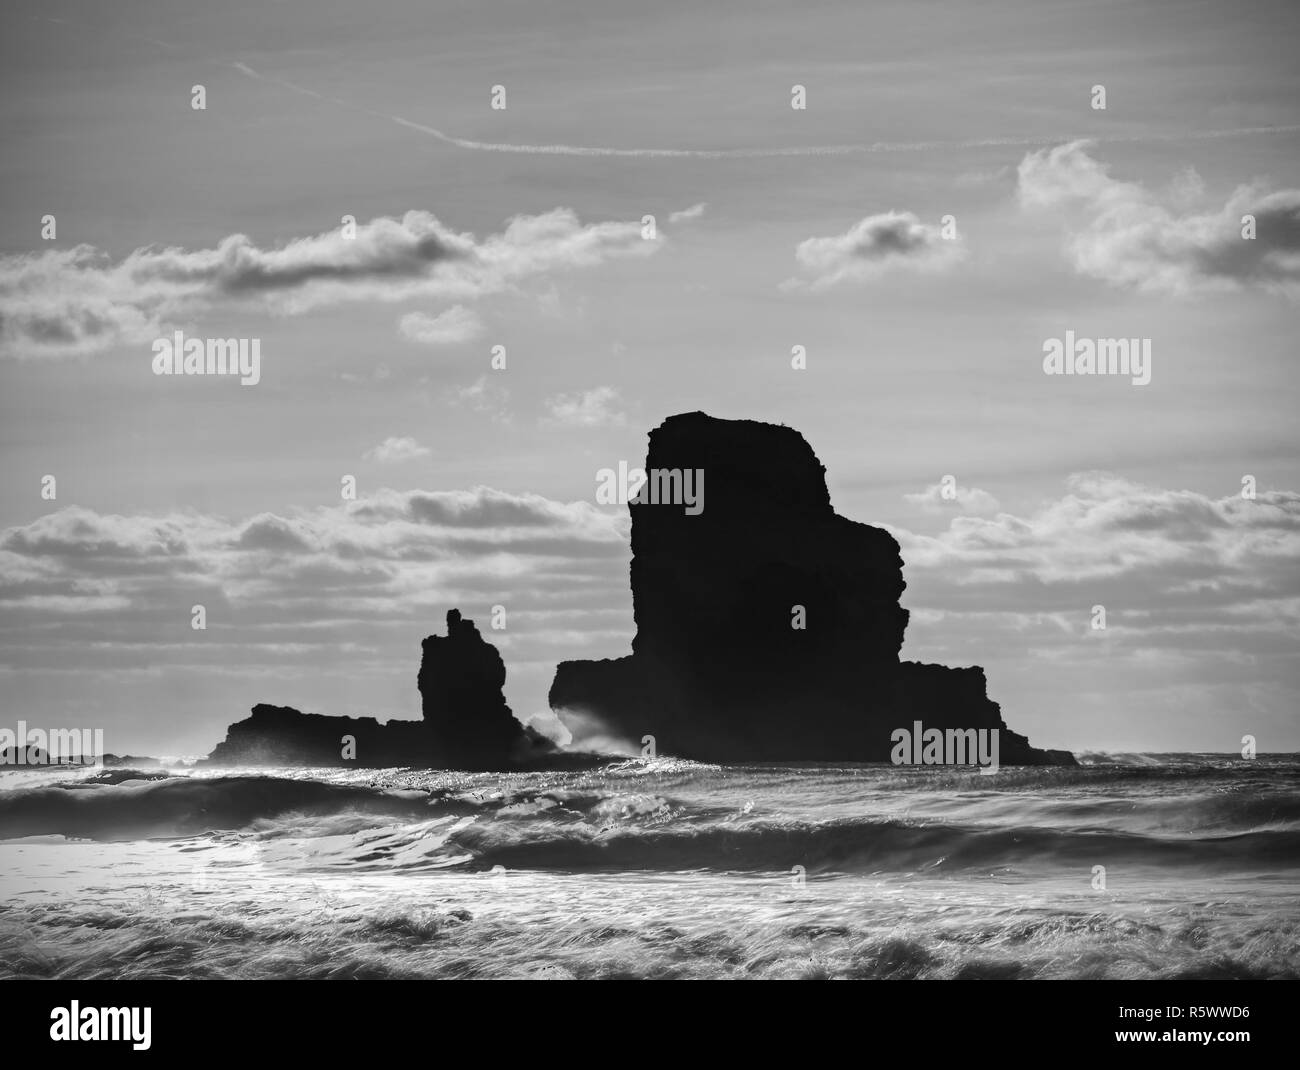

{"left": 1, "top": 753, "right": 1297, "bottom": 979}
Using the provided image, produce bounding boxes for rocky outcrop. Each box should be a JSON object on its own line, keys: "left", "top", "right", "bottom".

{"left": 203, "top": 703, "right": 431, "bottom": 767}
{"left": 549, "top": 412, "right": 1075, "bottom": 765}
{"left": 204, "top": 609, "right": 555, "bottom": 769}
{"left": 418, "top": 608, "right": 553, "bottom": 766}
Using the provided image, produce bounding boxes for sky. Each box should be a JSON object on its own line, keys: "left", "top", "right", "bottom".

{"left": 0, "top": 0, "right": 1297, "bottom": 756}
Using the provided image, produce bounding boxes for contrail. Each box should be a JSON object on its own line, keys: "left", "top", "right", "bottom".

{"left": 234, "top": 62, "right": 1300, "bottom": 158}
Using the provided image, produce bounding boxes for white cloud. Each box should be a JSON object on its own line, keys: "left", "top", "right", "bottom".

{"left": 784, "top": 210, "right": 964, "bottom": 290}
{"left": 905, "top": 481, "right": 1001, "bottom": 515}
{"left": 1016, "top": 140, "right": 1300, "bottom": 297}
{"left": 668, "top": 202, "right": 708, "bottom": 224}
{"left": 450, "top": 375, "right": 512, "bottom": 424}
{"left": 398, "top": 305, "right": 483, "bottom": 345}
{"left": 0, "top": 489, "right": 630, "bottom": 632}
{"left": 0, "top": 209, "right": 659, "bottom": 359}
{"left": 543, "top": 386, "right": 626, "bottom": 428}
{"left": 881, "top": 473, "right": 1300, "bottom": 741}
{"left": 890, "top": 472, "right": 1299, "bottom": 590}
{"left": 364, "top": 436, "right": 431, "bottom": 464}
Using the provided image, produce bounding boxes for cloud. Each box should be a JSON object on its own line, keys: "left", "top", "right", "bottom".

{"left": 0, "top": 488, "right": 638, "bottom": 752}
{"left": 398, "top": 305, "right": 483, "bottom": 345}
{"left": 905, "top": 481, "right": 1001, "bottom": 515}
{"left": 784, "top": 211, "right": 963, "bottom": 290}
{"left": 0, "top": 489, "right": 631, "bottom": 652}
{"left": 1016, "top": 140, "right": 1300, "bottom": 296}
{"left": 543, "top": 386, "right": 626, "bottom": 428}
{"left": 364, "top": 437, "right": 432, "bottom": 464}
{"left": 0, "top": 209, "right": 658, "bottom": 359}
{"left": 889, "top": 471, "right": 1299, "bottom": 595}
{"left": 881, "top": 473, "right": 1300, "bottom": 742}
{"left": 668, "top": 203, "right": 708, "bottom": 224}
{"left": 0, "top": 486, "right": 643, "bottom": 748}
{"left": 450, "top": 375, "right": 512, "bottom": 424}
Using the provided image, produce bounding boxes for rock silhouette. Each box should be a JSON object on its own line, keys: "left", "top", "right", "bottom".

{"left": 419, "top": 608, "right": 553, "bottom": 765}
{"left": 204, "top": 609, "right": 555, "bottom": 769}
{"left": 203, "top": 703, "right": 432, "bottom": 767}
{"left": 203, "top": 414, "right": 1073, "bottom": 768}
{"left": 550, "top": 411, "right": 1075, "bottom": 765}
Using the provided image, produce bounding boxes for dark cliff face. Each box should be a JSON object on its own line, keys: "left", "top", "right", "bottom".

{"left": 629, "top": 413, "right": 909, "bottom": 670}
{"left": 550, "top": 412, "right": 1075, "bottom": 765}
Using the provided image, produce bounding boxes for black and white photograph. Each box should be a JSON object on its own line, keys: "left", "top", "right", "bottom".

{"left": 0, "top": 0, "right": 1296, "bottom": 1050}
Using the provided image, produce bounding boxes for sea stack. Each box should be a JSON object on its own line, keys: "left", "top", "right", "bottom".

{"left": 418, "top": 608, "right": 552, "bottom": 766}
{"left": 204, "top": 609, "right": 553, "bottom": 768}
{"left": 549, "top": 411, "right": 1075, "bottom": 765}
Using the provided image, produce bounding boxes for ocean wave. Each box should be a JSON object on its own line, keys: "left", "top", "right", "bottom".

{"left": 435, "top": 815, "right": 1300, "bottom": 875}
{"left": 0, "top": 775, "right": 438, "bottom": 841}
{"left": 3, "top": 758, "right": 1298, "bottom": 979}
{"left": 3, "top": 884, "right": 1296, "bottom": 980}
{"left": 3, "top": 763, "right": 1298, "bottom": 878}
